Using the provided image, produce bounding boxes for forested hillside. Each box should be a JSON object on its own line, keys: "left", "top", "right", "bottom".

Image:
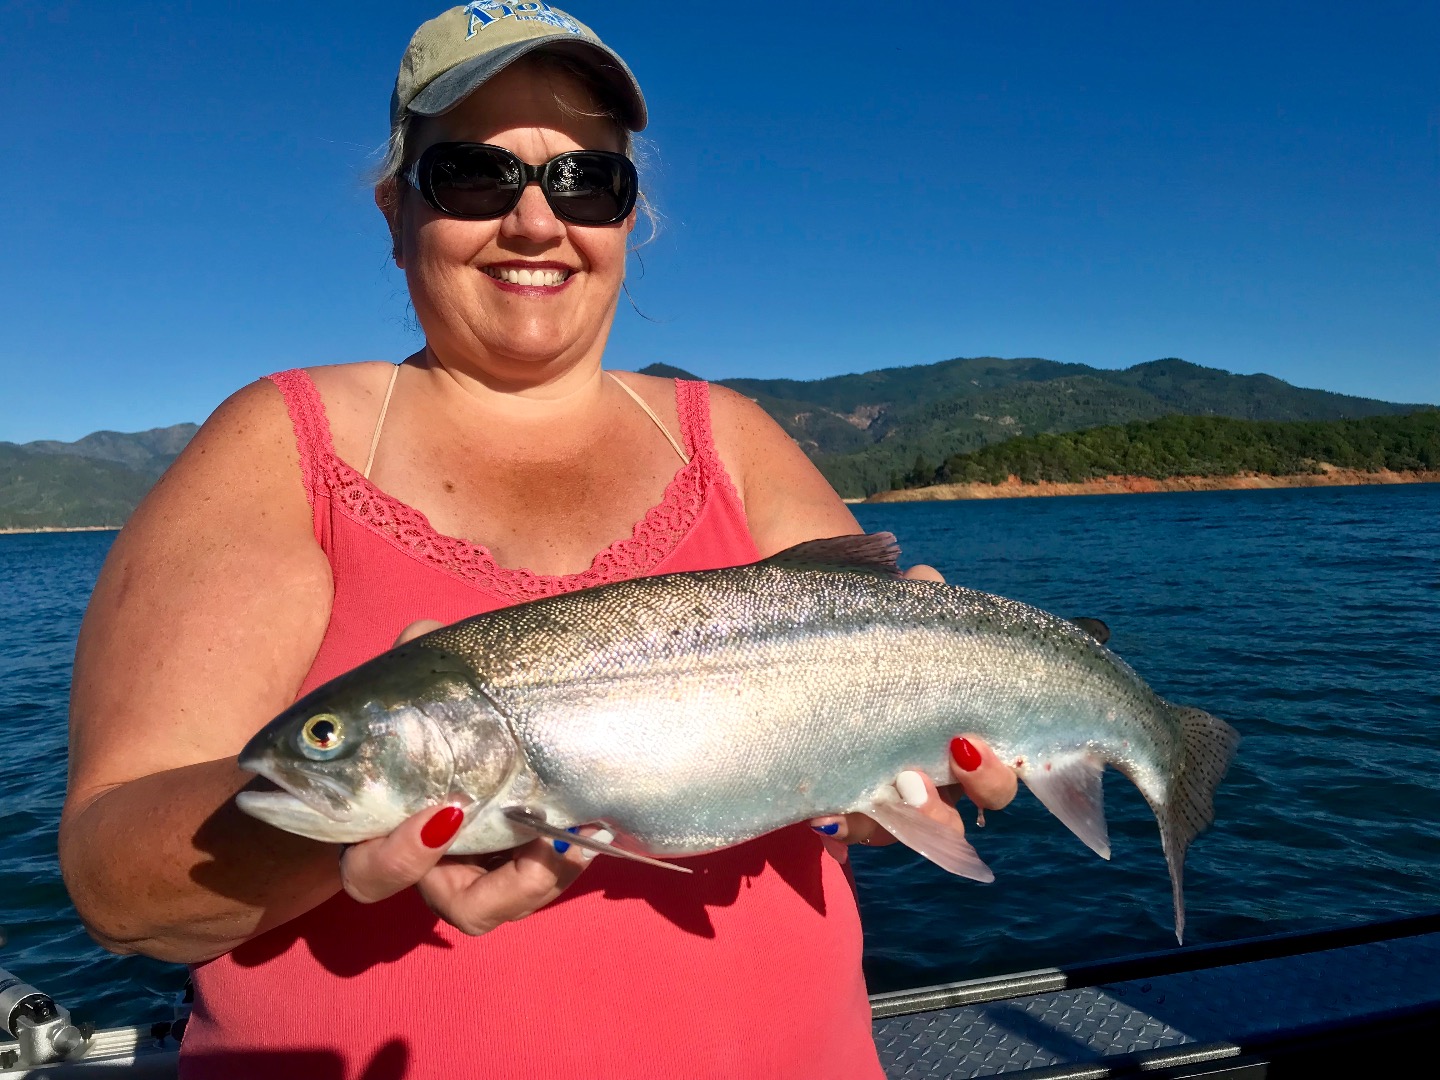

{"left": 0, "top": 424, "right": 196, "bottom": 530}
{"left": 906, "top": 411, "right": 1440, "bottom": 488}
{"left": 641, "top": 356, "right": 1425, "bottom": 496}
{"left": 3, "top": 357, "right": 1432, "bottom": 527}
{"left": 0, "top": 445, "right": 157, "bottom": 530}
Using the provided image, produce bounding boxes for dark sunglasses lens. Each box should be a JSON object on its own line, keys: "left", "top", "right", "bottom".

{"left": 427, "top": 146, "right": 521, "bottom": 217}
{"left": 544, "top": 153, "right": 635, "bottom": 224}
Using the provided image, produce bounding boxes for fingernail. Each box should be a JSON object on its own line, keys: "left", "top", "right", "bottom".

{"left": 421, "top": 806, "right": 464, "bottom": 848}
{"left": 896, "top": 770, "right": 928, "bottom": 807}
{"left": 554, "top": 825, "right": 579, "bottom": 854}
{"left": 951, "top": 737, "right": 982, "bottom": 772}
{"left": 812, "top": 823, "right": 841, "bottom": 836}
{"left": 579, "top": 828, "right": 614, "bottom": 862}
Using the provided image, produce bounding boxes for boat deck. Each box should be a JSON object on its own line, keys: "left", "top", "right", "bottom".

{"left": 871, "top": 915, "right": 1440, "bottom": 1077}
{"left": 6, "top": 916, "right": 1438, "bottom": 1076}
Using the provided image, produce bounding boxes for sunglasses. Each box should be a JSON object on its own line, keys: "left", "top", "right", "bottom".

{"left": 402, "top": 142, "right": 639, "bottom": 226}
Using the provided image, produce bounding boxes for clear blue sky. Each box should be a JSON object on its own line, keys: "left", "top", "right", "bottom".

{"left": 4, "top": 0, "right": 1436, "bottom": 442}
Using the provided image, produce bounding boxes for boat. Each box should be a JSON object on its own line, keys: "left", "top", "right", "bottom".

{"left": 5, "top": 912, "right": 1438, "bottom": 1077}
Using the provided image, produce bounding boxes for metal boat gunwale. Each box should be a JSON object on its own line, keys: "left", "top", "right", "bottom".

{"left": 5, "top": 912, "right": 1439, "bottom": 1077}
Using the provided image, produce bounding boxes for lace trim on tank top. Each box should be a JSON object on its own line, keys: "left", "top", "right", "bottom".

{"left": 265, "top": 369, "right": 743, "bottom": 602}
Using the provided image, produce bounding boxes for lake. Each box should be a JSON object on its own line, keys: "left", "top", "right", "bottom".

{"left": 2, "top": 483, "right": 1438, "bottom": 1026}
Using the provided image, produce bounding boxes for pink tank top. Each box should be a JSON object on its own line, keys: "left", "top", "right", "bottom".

{"left": 179, "top": 370, "right": 883, "bottom": 1080}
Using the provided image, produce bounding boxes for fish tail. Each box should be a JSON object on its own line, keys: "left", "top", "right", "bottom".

{"left": 1157, "top": 705, "right": 1241, "bottom": 944}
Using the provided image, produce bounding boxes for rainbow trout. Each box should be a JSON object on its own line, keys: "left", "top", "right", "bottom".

{"left": 237, "top": 533, "right": 1239, "bottom": 940}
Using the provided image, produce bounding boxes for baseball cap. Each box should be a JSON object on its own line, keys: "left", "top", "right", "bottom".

{"left": 391, "top": 3, "right": 648, "bottom": 132}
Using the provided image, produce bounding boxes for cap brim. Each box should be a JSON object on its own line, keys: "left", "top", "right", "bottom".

{"left": 406, "top": 36, "right": 647, "bottom": 132}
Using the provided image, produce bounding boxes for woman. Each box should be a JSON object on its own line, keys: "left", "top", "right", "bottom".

{"left": 59, "top": 6, "right": 1016, "bottom": 1078}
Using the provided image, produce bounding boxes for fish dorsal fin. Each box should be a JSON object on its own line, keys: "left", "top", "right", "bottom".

{"left": 763, "top": 532, "right": 903, "bottom": 578}
{"left": 1069, "top": 617, "right": 1111, "bottom": 645}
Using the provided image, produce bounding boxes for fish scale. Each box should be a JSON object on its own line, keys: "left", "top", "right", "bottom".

{"left": 237, "top": 532, "right": 1239, "bottom": 940}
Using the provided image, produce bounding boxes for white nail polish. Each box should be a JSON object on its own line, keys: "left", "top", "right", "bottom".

{"left": 896, "top": 770, "right": 928, "bottom": 807}
{"left": 580, "top": 828, "right": 614, "bottom": 862}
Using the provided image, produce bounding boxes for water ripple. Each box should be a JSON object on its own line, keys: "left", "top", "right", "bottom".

{"left": 853, "top": 484, "right": 1440, "bottom": 992}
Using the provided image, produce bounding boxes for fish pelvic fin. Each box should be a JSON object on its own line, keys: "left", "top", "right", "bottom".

{"left": 763, "top": 533, "right": 903, "bottom": 578}
{"left": 866, "top": 789, "right": 995, "bottom": 883}
{"left": 1155, "top": 706, "right": 1241, "bottom": 944}
{"left": 499, "top": 806, "right": 692, "bottom": 874}
{"left": 1018, "top": 752, "right": 1111, "bottom": 860}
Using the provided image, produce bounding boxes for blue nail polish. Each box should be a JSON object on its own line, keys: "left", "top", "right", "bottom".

{"left": 553, "top": 839, "right": 571, "bottom": 854}
{"left": 813, "top": 823, "right": 840, "bottom": 836}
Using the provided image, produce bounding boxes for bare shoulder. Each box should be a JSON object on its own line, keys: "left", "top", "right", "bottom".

{"left": 67, "top": 374, "right": 334, "bottom": 804}
{"left": 606, "top": 368, "right": 682, "bottom": 436}
{"left": 299, "top": 361, "right": 401, "bottom": 467}
{"left": 704, "top": 383, "right": 860, "bottom": 556}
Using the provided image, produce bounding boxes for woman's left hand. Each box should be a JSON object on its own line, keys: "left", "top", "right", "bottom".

{"left": 807, "top": 563, "right": 1019, "bottom": 849}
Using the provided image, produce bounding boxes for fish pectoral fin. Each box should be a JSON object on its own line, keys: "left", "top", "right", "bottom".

{"left": 1019, "top": 753, "right": 1111, "bottom": 859}
{"left": 499, "top": 806, "right": 692, "bottom": 874}
{"left": 865, "top": 791, "right": 995, "bottom": 883}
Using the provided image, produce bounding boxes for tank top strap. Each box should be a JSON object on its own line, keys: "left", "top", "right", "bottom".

{"left": 674, "top": 378, "right": 717, "bottom": 462}
{"left": 265, "top": 369, "right": 337, "bottom": 506}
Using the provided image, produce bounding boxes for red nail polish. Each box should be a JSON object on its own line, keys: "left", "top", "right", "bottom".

{"left": 951, "top": 737, "right": 982, "bottom": 772}
{"left": 421, "top": 806, "right": 464, "bottom": 848}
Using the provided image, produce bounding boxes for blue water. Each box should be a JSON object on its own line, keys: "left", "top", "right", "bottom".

{"left": 2, "top": 484, "right": 1439, "bottom": 1025}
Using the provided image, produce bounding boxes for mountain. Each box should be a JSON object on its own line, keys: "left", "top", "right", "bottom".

{"left": 3, "top": 359, "right": 1431, "bottom": 527}
{"left": 16, "top": 423, "right": 199, "bottom": 481}
{"left": 636, "top": 357, "right": 1429, "bottom": 496}
{"left": 0, "top": 445, "right": 157, "bottom": 530}
{"left": 0, "top": 424, "right": 197, "bottom": 530}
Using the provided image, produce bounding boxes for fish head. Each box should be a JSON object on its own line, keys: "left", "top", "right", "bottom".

{"left": 235, "top": 643, "right": 518, "bottom": 844}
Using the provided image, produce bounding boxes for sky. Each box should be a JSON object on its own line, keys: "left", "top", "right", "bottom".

{"left": 3, "top": 0, "right": 1437, "bottom": 442}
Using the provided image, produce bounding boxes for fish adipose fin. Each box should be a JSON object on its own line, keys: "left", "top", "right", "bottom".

{"left": 866, "top": 789, "right": 995, "bottom": 883}
{"left": 1020, "top": 753, "right": 1111, "bottom": 859}
{"left": 1151, "top": 707, "right": 1241, "bottom": 944}
{"left": 763, "top": 533, "right": 903, "bottom": 578}
{"left": 500, "top": 806, "right": 693, "bottom": 874}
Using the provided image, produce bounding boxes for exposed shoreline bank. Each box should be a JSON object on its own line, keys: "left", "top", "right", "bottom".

{"left": 863, "top": 468, "right": 1440, "bottom": 503}
{"left": 0, "top": 525, "right": 121, "bottom": 535}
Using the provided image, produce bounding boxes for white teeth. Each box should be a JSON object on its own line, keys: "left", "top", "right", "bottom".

{"left": 485, "top": 267, "right": 569, "bottom": 286}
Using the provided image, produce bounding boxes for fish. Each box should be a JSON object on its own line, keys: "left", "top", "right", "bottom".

{"left": 236, "top": 532, "right": 1239, "bottom": 941}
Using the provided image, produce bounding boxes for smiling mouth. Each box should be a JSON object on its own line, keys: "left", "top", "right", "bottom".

{"left": 484, "top": 266, "right": 571, "bottom": 287}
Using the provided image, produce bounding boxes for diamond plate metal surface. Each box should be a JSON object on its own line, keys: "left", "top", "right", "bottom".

{"left": 872, "top": 932, "right": 1440, "bottom": 1077}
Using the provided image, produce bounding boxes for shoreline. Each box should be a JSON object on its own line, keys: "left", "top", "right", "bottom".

{"left": 864, "top": 467, "right": 1440, "bottom": 503}
{"left": 0, "top": 525, "right": 121, "bottom": 535}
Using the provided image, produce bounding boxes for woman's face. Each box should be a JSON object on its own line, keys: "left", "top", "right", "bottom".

{"left": 384, "top": 61, "right": 634, "bottom": 383}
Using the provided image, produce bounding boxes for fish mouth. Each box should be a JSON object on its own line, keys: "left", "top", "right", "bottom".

{"left": 237, "top": 758, "right": 357, "bottom": 822}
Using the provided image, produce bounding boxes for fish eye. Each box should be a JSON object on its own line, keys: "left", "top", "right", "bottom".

{"left": 300, "top": 713, "right": 345, "bottom": 757}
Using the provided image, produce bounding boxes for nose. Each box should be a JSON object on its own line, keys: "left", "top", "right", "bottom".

{"left": 499, "top": 180, "right": 566, "bottom": 244}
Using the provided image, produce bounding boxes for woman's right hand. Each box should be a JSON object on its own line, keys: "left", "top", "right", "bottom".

{"left": 336, "top": 619, "right": 600, "bottom": 936}
{"left": 337, "top": 805, "right": 604, "bottom": 936}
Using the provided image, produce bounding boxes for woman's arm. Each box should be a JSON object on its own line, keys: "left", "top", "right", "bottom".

{"left": 707, "top": 385, "right": 863, "bottom": 556}
{"left": 62, "top": 378, "right": 612, "bottom": 960}
{"left": 59, "top": 379, "right": 342, "bottom": 962}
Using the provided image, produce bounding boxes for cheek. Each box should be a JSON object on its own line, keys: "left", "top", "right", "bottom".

{"left": 575, "top": 228, "right": 630, "bottom": 274}
{"left": 404, "top": 218, "right": 498, "bottom": 281}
